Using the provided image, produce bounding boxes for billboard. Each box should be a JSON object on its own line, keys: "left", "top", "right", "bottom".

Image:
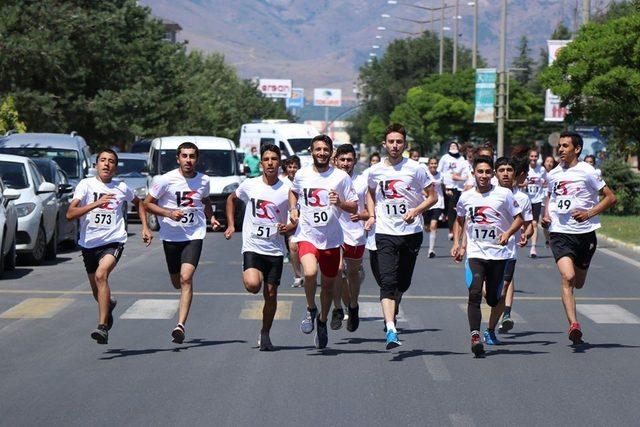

{"left": 258, "top": 79, "right": 292, "bottom": 99}
{"left": 473, "top": 68, "right": 497, "bottom": 123}
{"left": 313, "top": 88, "right": 342, "bottom": 107}
{"left": 544, "top": 40, "right": 571, "bottom": 122}
{"left": 286, "top": 88, "right": 304, "bottom": 109}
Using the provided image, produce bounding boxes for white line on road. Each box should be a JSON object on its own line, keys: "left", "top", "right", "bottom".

{"left": 422, "top": 355, "right": 451, "bottom": 381}
{"left": 576, "top": 304, "right": 640, "bottom": 324}
{"left": 599, "top": 248, "right": 640, "bottom": 269}
{"left": 449, "top": 413, "right": 475, "bottom": 427}
{"left": 358, "top": 302, "right": 407, "bottom": 322}
{"left": 120, "top": 299, "right": 179, "bottom": 319}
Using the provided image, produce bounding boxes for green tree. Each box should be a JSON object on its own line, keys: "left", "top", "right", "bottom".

{"left": 512, "top": 36, "right": 535, "bottom": 86}
{"left": 0, "top": 97, "right": 26, "bottom": 134}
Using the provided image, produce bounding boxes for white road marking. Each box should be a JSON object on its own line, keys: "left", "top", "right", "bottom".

{"left": 358, "top": 302, "right": 407, "bottom": 322}
{"left": 599, "top": 248, "right": 640, "bottom": 269}
{"left": 120, "top": 299, "right": 179, "bottom": 319}
{"left": 422, "top": 355, "right": 451, "bottom": 381}
{"left": 576, "top": 304, "right": 640, "bottom": 324}
{"left": 449, "top": 413, "right": 475, "bottom": 427}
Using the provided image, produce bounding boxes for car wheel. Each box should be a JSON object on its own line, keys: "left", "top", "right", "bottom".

{"left": 45, "top": 226, "right": 58, "bottom": 261}
{"left": 0, "top": 230, "right": 5, "bottom": 277}
{"left": 147, "top": 212, "right": 159, "bottom": 231}
{"left": 4, "top": 230, "right": 17, "bottom": 272}
{"left": 23, "top": 224, "right": 47, "bottom": 265}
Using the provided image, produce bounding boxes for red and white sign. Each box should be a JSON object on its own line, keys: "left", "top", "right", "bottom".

{"left": 259, "top": 79, "right": 292, "bottom": 99}
{"left": 313, "top": 88, "right": 342, "bottom": 107}
{"left": 545, "top": 40, "right": 571, "bottom": 122}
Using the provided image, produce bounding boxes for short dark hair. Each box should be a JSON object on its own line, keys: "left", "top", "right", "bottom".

{"left": 495, "top": 156, "right": 513, "bottom": 171}
{"left": 474, "top": 155, "right": 494, "bottom": 170}
{"left": 584, "top": 154, "right": 596, "bottom": 163}
{"left": 310, "top": 134, "right": 333, "bottom": 151}
{"left": 281, "top": 158, "right": 289, "bottom": 172}
{"left": 95, "top": 148, "right": 119, "bottom": 164}
{"left": 177, "top": 142, "right": 199, "bottom": 157}
{"left": 260, "top": 143, "right": 281, "bottom": 159}
{"left": 513, "top": 155, "right": 529, "bottom": 177}
{"left": 335, "top": 144, "right": 356, "bottom": 158}
{"left": 559, "top": 131, "right": 584, "bottom": 153}
{"left": 288, "top": 155, "right": 301, "bottom": 168}
{"left": 409, "top": 148, "right": 421, "bottom": 156}
{"left": 384, "top": 123, "right": 406, "bottom": 140}
{"left": 369, "top": 152, "right": 380, "bottom": 161}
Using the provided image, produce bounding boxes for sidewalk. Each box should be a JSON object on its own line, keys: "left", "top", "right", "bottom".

{"left": 598, "top": 232, "right": 640, "bottom": 253}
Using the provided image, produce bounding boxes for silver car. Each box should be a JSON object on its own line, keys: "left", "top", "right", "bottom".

{"left": 0, "top": 154, "right": 58, "bottom": 265}
{"left": 0, "top": 178, "right": 19, "bottom": 276}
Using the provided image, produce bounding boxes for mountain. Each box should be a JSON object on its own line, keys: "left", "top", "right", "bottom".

{"left": 141, "top": 0, "right": 600, "bottom": 102}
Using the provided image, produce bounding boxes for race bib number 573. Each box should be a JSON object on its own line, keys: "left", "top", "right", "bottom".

{"left": 89, "top": 209, "right": 115, "bottom": 229}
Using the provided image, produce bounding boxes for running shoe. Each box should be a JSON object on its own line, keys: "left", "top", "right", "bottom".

{"left": 346, "top": 305, "right": 360, "bottom": 332}
{"left": 383, "top": 316, "right": 397, "bottom": 332}
{"left": 448, "top": 233, "right": 454, "bottom": 241}
{"left": 568, "top": 322, "right": 583, "bottom": 344}
{"left": 300, "top": 307, "right": 317, "bottom": 334}
{"left": 107, "top": 298, "right": 117, "bottom": 331}
{"left": 428, "top": 251, "right": 436, "bottom": 259}
{"left": 291, "top": 277, "right": 303, "bottom": 288}
{"left": 471, "top": 331, "right": 484, "bottom": 357}
{"left": 483, "top": 329, "right": 501, "bottom": 345}
{"left": 330, "top": 308, "right": 344, "bottom": 330}
{"left": 283, "top": 254, "right": 290, "bottom": 264}
{"left": 171, "top": 323, "right": 185, "bottom": 344}
{"left": 529, "top": 250, "right": 538, "bottom": 259}
{"left": 315, "top": 318, "right": 328, "bottom": 349}
{"left": 498, "top": 315, "right": 514, "bottom": 334}
{"left": 385, "top": 330, "right": 402, "bottom": 350}
{"left": 91, "top": 324, "right": 108, "bottom": 345}
{"left": 258, "top": 332, "right": 274, "bottom": 351}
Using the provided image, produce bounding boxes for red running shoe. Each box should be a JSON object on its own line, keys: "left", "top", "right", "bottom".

{"left": 569, "top": 322, "right": 583, "bottom": 344}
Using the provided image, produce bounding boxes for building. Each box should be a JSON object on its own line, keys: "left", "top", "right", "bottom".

{"left": 161, "top": 18, "right": 182, "bottom": 43}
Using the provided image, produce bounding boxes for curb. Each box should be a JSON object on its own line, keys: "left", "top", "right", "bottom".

{"left": 598, "top": 233, "right": 640, "bottom": 253}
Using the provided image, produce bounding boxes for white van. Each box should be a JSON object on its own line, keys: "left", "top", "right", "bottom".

{"left": 146, "top": 136, "right": 244, "bottom": 230}
{"left": 239, "top": 121, "right": 319, "bottom": 167}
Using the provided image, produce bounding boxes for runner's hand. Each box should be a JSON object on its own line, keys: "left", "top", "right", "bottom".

{"left": 224, "top": 225, "right": 234, "bottom": 239}
{"left": 517, "top": 233, "right": 528, "bottom": 247}
{"left": 94, "top": 194, "right": 115, "bottom": 208}
{"left": 211, "top": 216, "right": 221, "bottom": 231}
{"left": 169, "top": 209, "right": 184, "bottom": 221}
{"left": 289, "top": 209, "right": 299, "bottom": 224}
{"left": 142, "top": 228, "right": 153, "bottom": 247}
{"left": 277, "top": 223, "right": 288, "bottom": 235}
{"left": 571, "top": 210, "right": 590, "bottom": 223}
{"left": 328, "top": 190, "right": 340, "bottom": 206}
{"left": 364, "top": 216, "right": 375, "bottom": 231}
{"left": 497, "top": 232, "right": 509, "bottom": 246}
{"left": 403, "top": 209, "right": 418, "bottom": 224}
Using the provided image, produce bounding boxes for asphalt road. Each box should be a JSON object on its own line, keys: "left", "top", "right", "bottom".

{"left": 1, "top": 224, "right": 639, "bottom": 426}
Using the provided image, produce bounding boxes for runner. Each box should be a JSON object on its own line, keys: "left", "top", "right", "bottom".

{"left": 332, "top": 144, "right": 371, "bottom": 332}
{"left": 451, "top": 155, "right": 524, "bottom": 357}
{"left": 584, "top": 155, "right": 602, "bottom": 178}
{"left": 438, "top": 141, "right": 468, "bottom": 240}
{"left": 369, "top": 152, "right": 381, "bottom": 166}
{"left": 224, "top": 144, "right": 294, "bottom": 350}
{"left": 409, "top": 148, "right": 421, "bottom": 162}
{"left": 525, "top": 149, "right": 547, "bottom": 258}
{"left": 365, "top": 124, "right": 437, "bottom": 350}
{"left": 541, "top": 132, "right": 616, "bottom": 344}
{"left": 425, "top": 157, "right": 445, "bottom": 258}
{"left": 494, "top": 156, "right": 534, "bottom": 337}
{"left": 67, "top": 149, "right": 152, "bottom": 344}
{"left": 144, "top": 142, "right": 221, "bottom": 344}
{"left": 289, "top": 135, "right": 358, "bottom": 349}
{"left": 282, "top": 155, "right": 303, "bottom": 287}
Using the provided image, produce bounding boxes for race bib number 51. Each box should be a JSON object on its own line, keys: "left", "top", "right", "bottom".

{"left": 252, "top": 223, "right": 277, "bottom": 239}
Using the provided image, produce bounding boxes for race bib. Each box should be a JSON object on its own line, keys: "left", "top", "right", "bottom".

{"left": 178, "top": 207, "right": 198, "bottom": 226}
{"left": 555, "top": 195, "right": 574, "bottom": 214}
{"left": 471, "top": 224, "right": 497, "bottom": 242}
{"left": 89, "top": 209, "right": 116, "bottom": 229}
{"left": 251, "top": 223, "right": 278, "bottom": 239}
{"left": 382, "top": 200, "right": 408, "bottom": 217}
{"left": 310, "top": 208, "right": 331, "bottom": 227}
{"left": 527, "top": 184, "right": 540, "bottom": 195}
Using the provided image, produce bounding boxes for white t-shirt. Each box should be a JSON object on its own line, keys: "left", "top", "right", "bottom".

{"left": 438, "top": 154, "right": 468, "bottom": 190}
{"left": 427, "top": 170, "right": 445, "bottom": 210}
{"left": 148, "top": 169, "right": 211, "bottom": 242}
{"left": 73, "top": 177, "right": 134, "bottom": 249}
{"left": 547, "top": 161, "right": 605, "bottom": 234}
{"left": 339, "top": 171, "right": 368, "bottom": 247}
{"left": 368, "top": 158, "right": 432, "bottom": 236}
{"left": 291, "top": 165, "right": 357, "bottom": 250}
{"left": 510, "top": 188, "right": 533, "bottom": 259}
{"left": 526, "top": 165, "right": 548, "bottom": 204}
{"left": 456, "top": 185, "right": 522, "bottom": 260}
{"left": 235, "top": 177, "right": 289, "bottom": 256}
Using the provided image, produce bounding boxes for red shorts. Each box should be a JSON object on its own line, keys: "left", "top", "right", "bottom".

{"left": 298, "top": 241, "right": 341, "bottom": 277}
{"left": 341, "top": 243, "right": 365, "bottom": 260}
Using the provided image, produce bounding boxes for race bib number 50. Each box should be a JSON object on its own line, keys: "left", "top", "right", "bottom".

{"left": 311, "top": 208, "right": 330, "bottom": 227}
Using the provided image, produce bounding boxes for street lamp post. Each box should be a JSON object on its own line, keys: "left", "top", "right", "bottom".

{"left": 453, "top": 0, "right": 459, "bottom": 73}
{"left": 583, "top": 0, "right": 591, "bottom": 24}
{"left": 470, "top": 1, "right": 478, "bottom": 68}
{"left": 497, "top": 0, "right": 507, "bottom": 157}
{"left": 439, "top": 0, "right": 445, "bottom": 74}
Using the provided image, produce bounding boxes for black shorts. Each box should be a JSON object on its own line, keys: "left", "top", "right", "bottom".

{"left": 243, "top": 251, "right": 284, "bottom": 286}
{"left": 550, "top": 231, "right": 597, "bottom": 270}
{"left": 503, "top": 258, "right": 517, "bottom": 283}
{"left": 423, "top": 208, "right": 443, "bottom": 224}
{"left": 375, "top": 232, "right": 423, "bottom": 300}
{"left": 163, "top": 240, "right": 203, "bottom": 275}
{"left": 465, "top": 258, "right": 507, "bottom": 307}
{"left": 81, "top": 243, "right": 125, "bottom": 274}
{"left": 531, "top": 202, "right": 542, "bottom": 222}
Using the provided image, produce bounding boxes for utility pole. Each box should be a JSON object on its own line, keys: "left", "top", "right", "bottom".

{"left": 497, "top": 0, "right": 507, "bottom": 157}
{"left": 439, "top": 0, "right": 445, "bottom": 74}
{"left": 472, "top": 1, "right": 478, "bottom": 68}
{"left": 453, "top": 0, "right": 459, "bottom": 73}
{"left": 582, "top": 0, "right": 590, "bottom": 24}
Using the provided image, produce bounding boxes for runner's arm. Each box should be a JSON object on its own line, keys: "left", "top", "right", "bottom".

{"left": 288, "top": 189, "right": 300, "bottom": 223}
{"left": 499, "top": 213, "right": 524, "bottom": 245}
{"left": 131, "top": 196, "right": 153, "bottom": 246}
{"left": 202, "top": 198, "right": 221, "bottom": 230}
{"left": 541, "top": 193, "right": 551, "bottom": 228}
{"left": 572, "top": 185, "right": 617, "bottom": 223}
{"left": 66, "top": 194, "right": 114, "bottom": 220}
{"left": 143, "top": 194, "right": 179, "bottom": 219}
{"left": 224, "top": 192, "right": 238, "bottom": 239}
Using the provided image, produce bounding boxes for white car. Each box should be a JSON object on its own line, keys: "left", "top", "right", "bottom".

{"left": 0, "top": 154, "right": 58, "bottom": 265}
{"left": 0, "top": 178, "right": 19, "bottom": 276}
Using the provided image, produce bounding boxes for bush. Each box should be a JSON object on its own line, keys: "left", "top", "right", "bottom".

{"left": 600, "top": 159, "right": 640, "bottom": 215}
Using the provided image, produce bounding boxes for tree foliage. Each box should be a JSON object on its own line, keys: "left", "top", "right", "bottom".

{"left": 512, "top": 36, "right": 535, "bottom": 86}
{"left": 0, "top": 97, "right": 26, "bottom": 134}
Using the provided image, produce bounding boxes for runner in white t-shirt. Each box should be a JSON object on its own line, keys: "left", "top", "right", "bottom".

{"left": 541, "top": 132, "right": 617, "bottom": 345}
{"left": 289, "top": 135, "right": 358, "bottom": 349}
{"left": 144, "top": 142, "right": 221, "bottom": 344}
{"left": 282, "top": 156, "right": 303, "bottom": 288}
{"left": 67, "top": 149, "right": 152, "bottom": 344}
{"left": 425, "top": 157, "right": 445, "bottom": 258}
{"left": 451, "top": 155, "right": 524, "bottom": 357}
{"left": 365, "top": 124, "right": 437, "bottom": 350}
{"left": 494, "top": 157, "right": 534, "bottom": 338}
{"left": 524, "top": 149, "right": 547, "bottom": 258}
{"left": 438, "top": 142, "right": 468, "bottom": 239}
{"left": 224, "top": 144, "right": 295, "bottom": 351}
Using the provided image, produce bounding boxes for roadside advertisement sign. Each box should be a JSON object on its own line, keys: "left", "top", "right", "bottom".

{"left": 286, "top": 88, "right": 304, "bottom": 109}
{"left": 473, "top": 68, "right": 497, "bottom": 123}
{"left": 313, "top": 88, "right": 342, "bottom": 107}
{"left": 545, "top": 40, "right": 571, "bottom": 122}
{"left": 258, "top": 79, "right": 292, "bottom": 98}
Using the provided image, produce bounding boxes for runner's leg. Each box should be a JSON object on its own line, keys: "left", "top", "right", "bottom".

{"left": 300, "top": 253, "right": 319, "bottom": 311}
{"left": 177, "top": 263, "right": 196, "bottom": 325}
{"left": 557, "top": 256, "right": 578, "bottom": 324}
{"left": 428, "top": 219, "right": 438, "bottom": 254}
{"left": 93, "top": 255, "right": 118, "bottom": 326}
{"left": 262, "top": 283, "right": 277, "bottom": 333}
{"left": 345, "top": 258, "right": 362, "bottom": 308}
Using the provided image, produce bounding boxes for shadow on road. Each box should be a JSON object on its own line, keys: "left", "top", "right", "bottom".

{"left": 484, "top": 348, "right": 549, "bottom": 356}
{"left": 503, "top": 331, "right": 562, "bottom": 338}
{"left": 390, "top": 349, "right": 466, "bottom": 362}
{"left": 398, "top": 328, "right": 441, "bottom": 335}
{"left": 570, "top": 342, "right": 640, "bottom": 354}
{"left": 1, "top": 268, "right": 33, "bottom": 279}
{"left": 308, "top": 347, "right": 388, "bottom": 356}
{"left": 99, "top": 338, "right": 246, "bottom": 360}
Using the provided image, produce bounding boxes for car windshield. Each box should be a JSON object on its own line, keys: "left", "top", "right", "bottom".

{"left": 159, "top": 149, "right": 236, "bottom": 176}
{"left": 0, "top": 161, "right": 29, "bottom": 189}
{"left": 287, "top": 138, "right": 313, "bottom": 155}
{"left": 116, "top": 158, "right": 147, "bottom": 177}
{"left": 33, "top": 161, "right": 54, "bottom": 183}
{"left": 0, "top": 148, "right": 79, "bottom": 178}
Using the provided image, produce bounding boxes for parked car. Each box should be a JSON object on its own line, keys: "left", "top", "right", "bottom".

{"left": 0, "top": 178, "right": 19, "bottom": 276}
{"left": 130, "top": 139, "right": 152, "bottom": 154}
{"left": 32, "top": 158, "right": 78, "bottom": 246}
{"left": 0, "top": 154, "right": 58, "bottom": 264}
{"left": 0, "top": 131, "right": 93, "bottom": 187}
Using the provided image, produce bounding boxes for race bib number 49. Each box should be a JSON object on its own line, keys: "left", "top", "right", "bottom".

{"left": 555, "top": 196, "right": 573, "bottom": 214}
{"left": 89, "top": 209, "right": 115, "bottom": 229}
{"left": 471, "top": 225, "right": 497, "bottom": 242}
{"left": 382, "top": 200, "right": 407, "bottom": 217}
